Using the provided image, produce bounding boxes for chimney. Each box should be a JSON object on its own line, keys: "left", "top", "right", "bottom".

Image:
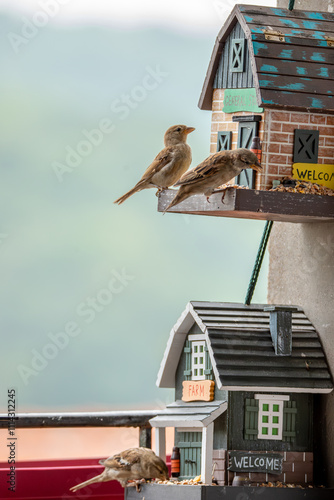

{"left": 264, "top": 306, "right": 298, "bottom": 356}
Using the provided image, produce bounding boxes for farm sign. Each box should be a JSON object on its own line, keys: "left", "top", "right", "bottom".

{"left": 228, "top": 451, "right": 283, "bottom": 475}
{"left": 182, "top": 380, "right": 215, "bottom": 402}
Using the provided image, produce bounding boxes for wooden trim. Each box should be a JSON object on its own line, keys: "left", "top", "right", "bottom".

{"left": 254, "top": 394, "right": 290, "bottom": 401}
{"left": 158, "top": 189, "right": 334, "bottom": 223}
{"left": 155, "top": 427, "right": 166, "bottom": 462}
{"left": 201, "top": 423, "right": 214, "bottom": 484}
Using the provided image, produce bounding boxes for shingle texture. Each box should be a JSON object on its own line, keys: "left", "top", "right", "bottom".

{"left": 199, "top": 4, "right": 334, "bottom": 113}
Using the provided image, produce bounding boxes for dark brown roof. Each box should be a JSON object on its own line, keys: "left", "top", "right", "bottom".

{"left": 199, "top": 4, "right": 334, "bottom": 113}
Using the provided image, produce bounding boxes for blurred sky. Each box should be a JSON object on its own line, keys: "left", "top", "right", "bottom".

{"left": 0, "top": 0, "right": 274, "bottom": 412}
{"left": 0, "top": 0, "right": 275, "bottom": 31}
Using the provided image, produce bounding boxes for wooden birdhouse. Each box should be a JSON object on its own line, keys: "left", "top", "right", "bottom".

{"left": 148, "top": 302, "right": 332, "bottom": 487}
{"left": 158, "top": 4, "right": 334, "bottom": 222}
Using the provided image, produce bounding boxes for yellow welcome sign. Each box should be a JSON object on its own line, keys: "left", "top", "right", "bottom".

{"left": 292, "top": 163, "right": 334, "bottom": 190}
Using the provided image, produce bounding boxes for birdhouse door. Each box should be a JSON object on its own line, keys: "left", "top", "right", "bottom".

{"left": 178, "top": 431, "right": 202, "bottom": 479}
{"left": 235, "top": 121, "right": 258, "bottom": 188}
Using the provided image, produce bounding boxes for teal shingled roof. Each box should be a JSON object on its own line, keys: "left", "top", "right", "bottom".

{"left": 199, "top": 4, "right": 334, "bottom": 113}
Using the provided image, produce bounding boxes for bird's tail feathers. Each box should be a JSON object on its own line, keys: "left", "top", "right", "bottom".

{"left": 69, "top": 473, "right": 104, "bottom": 492}
{"left": 114, "top": 180, "right": 146, "bottom": 205}
{"left": 163, "top": 189, "right": 188, "bottom": 213}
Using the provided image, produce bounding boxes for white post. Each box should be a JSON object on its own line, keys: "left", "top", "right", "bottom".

{"left": 155, "top": 427, "right": 166, "bottom": 462}
{"left": 201, "top": 423, "right": 214, "bottom": 484}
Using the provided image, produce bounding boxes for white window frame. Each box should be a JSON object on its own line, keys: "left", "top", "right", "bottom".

{"left": 191, "top": 340, "right": 206, "bottom": 380}
{"left": 255, "top": 394, "right": 289, "bottom": 441}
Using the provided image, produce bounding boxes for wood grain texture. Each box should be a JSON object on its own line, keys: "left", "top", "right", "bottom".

{"left": 158, "top": 189, "right": 334, "bottom": 223}
{"left": 199, "top": 4, "right": 334, "bottom": 113}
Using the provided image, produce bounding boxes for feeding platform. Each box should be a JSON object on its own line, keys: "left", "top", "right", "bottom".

{"left": 126, "top": 484, "right": 334, "bottom": 500}
{"left": 158, "top": 189, "right": 334, "bottom": 223}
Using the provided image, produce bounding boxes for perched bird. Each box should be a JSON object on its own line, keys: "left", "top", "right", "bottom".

{"left": 114, "top": 125, "right": 195, "bottom": 204}
{"left": 164, "top": 148, "right": 263, "bottom": 211}
{"left": 69, "top": 447, "right": 169, "bottom": 493}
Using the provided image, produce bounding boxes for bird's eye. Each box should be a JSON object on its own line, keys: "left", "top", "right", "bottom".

{"left": 176, "top": 127, "right": 181, "bottom": 132}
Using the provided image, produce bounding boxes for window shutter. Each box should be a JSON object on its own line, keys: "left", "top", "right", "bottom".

{"left": 230, "top": 39, "right": 246, "bottom": 73}
{"left": 293, "top": 129, "right": 319, "bottom": 163}
{"left": 183, "top": 340, "right": 191, "bottom": 380}
{"left": 244, "top": 398, "right": 259, "bottom": 440}
{"left": 282, "top": 400, "right": 297, "bottom": 442}
{"left": 204, "top": 345, "right": 213, "bottom": 380}
{"left": 235, "top": 122, "right": 257, "bottom": 188}
{"left": 217, "top": 131, "right": 232, "bottom": 152}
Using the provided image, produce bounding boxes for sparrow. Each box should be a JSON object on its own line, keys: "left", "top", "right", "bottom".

{"left": 164, "top": 148, "right": 263, "bottom": 211}
{"left": 114, "top": 125, "right": 195, "bottom": 204}
{"left": 69, "top": 447, "right": 169, "bottom": 493}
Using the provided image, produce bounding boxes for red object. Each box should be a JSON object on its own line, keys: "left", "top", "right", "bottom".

{"left": 250, "top": 136, "right": 262, "bottom": 164}
{"left": 0, "top": 456, "right": 171, "bottom": 500}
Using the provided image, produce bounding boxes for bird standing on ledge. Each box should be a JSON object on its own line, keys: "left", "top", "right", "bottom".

{"left": 164, "top": 148, "right": 263, "bottom": 211}
{"left": 114, "top": 125, "right": 195, "bottom": 204}
{"left": 69, "top": 447, "right": 169, "bottom": 493}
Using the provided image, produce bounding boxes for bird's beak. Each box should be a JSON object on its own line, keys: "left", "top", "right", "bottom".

{"left": 250, "top": 161, "right": 263, "bottom": 173}
{"left": 184, "top": 127, "right": 195, "bottom": 135}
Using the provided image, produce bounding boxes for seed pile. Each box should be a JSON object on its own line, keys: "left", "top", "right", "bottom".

{"left": 269, "top": 178, "right": 334, "bottom": 196}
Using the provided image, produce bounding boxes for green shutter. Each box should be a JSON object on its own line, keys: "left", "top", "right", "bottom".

{"left": 204, "top": 345, "right": 213, "bottom": 380}
{"left": 183, "top": 340, "right": 191, "bottom": 380}
{"left": 230, "top": 38, "right": 246, "bottom": 73}
{"left": 217, "top": 131, "right": 232, "bottom": 152}
{"left": 283, "top": 400, "right": 297, "bottom": 442}
{"left": 244, "top": 398, "right": 259, "bottom": 440}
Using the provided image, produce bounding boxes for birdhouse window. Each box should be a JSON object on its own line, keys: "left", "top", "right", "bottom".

{"left": 293, "top": 129, "right": 319, "bottom": 163}
{"left": 191, "top": 341, "right": 206, "bottom": 380}
{"left": 183, "top": 336, "right": 213, "bottom": 381}
{"left": 230, "top": 39, "right": 246, "bottom": 73}
{"left": 255, "top": 395, "right": 287, "bottom": 440}
{"left": 244, "top": 395, "right": 297, "bottom": 441}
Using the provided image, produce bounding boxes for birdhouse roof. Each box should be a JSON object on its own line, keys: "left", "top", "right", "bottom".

{"left": 149, "top": 400, "right": 227, "bottom": 428}
{"left": 156, "top": 302, "right": 333, "bottom": 393}
{"left": 198, "top": 4, "right": 334, "bottom": 113}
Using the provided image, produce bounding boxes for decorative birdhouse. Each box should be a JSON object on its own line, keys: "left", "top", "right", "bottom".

{"left": 148, "top": 302, "right": 332, "bottom": 488}
{"left": 158, "top": 4, "right": 334, "bottom": 222}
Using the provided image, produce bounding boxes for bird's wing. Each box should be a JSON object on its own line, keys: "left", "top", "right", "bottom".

{"left": 140, "top": 146, "right": 175, "bottom": 180}
{"left": 175, "top": 152, "right": 227, "bottom": 186}
{"left": 102, "top": 449, "right": 141, "bottom": 471}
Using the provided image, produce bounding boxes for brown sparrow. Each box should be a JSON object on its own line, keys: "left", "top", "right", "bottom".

{"left": 164, "top": 148, "right": 263, "bottom": 211}
{"left": 114, "top": 125, "right": 194, "bottom": 204}
{"left": 70, "top": 447, "right": 169, "bottom": 492}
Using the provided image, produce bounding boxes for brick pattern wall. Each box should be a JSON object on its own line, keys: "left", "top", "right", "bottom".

{"left": 261, "top": 110, "right": 334, "bottom": 191}
{"left": 210, "top": 89, "right": 264, "bottom": 190}
{"left": 210, "top": 89, "right": 334, "bottom": 191}
{"left": 225, "top": 450, "right": 313, "bottom": 486}
{"left": 212, "top": 449, "right": 226, "bottom": 486}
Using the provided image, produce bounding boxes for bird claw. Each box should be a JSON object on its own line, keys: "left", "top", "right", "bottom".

{"left": 126, "top": 479, "right": 145, "bottom": 492}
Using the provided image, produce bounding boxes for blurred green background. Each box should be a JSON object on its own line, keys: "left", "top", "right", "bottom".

{"left": 0, "top": 3, "right": 269, "bottom": 411}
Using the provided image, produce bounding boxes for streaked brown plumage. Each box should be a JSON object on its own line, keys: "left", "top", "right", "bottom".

{"left": 69, "top": 447, "right": 168, "bottom": 492}
{"left": 164, "top": 148, "right": 263, "bottom": 211}
{"left": 114, "top": 125, "right": 194, "bottom": 204}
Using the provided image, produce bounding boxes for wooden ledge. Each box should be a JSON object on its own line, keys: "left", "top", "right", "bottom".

{"left": 157, "top": 189, "right": 334, "bottom": 223}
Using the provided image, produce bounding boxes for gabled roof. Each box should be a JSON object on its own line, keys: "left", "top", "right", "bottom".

{"left": 156, "top": 302, "right": 333, "bottom": 393}
{"left": 199, "top": 4, "right": 334, "bottom": 113}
